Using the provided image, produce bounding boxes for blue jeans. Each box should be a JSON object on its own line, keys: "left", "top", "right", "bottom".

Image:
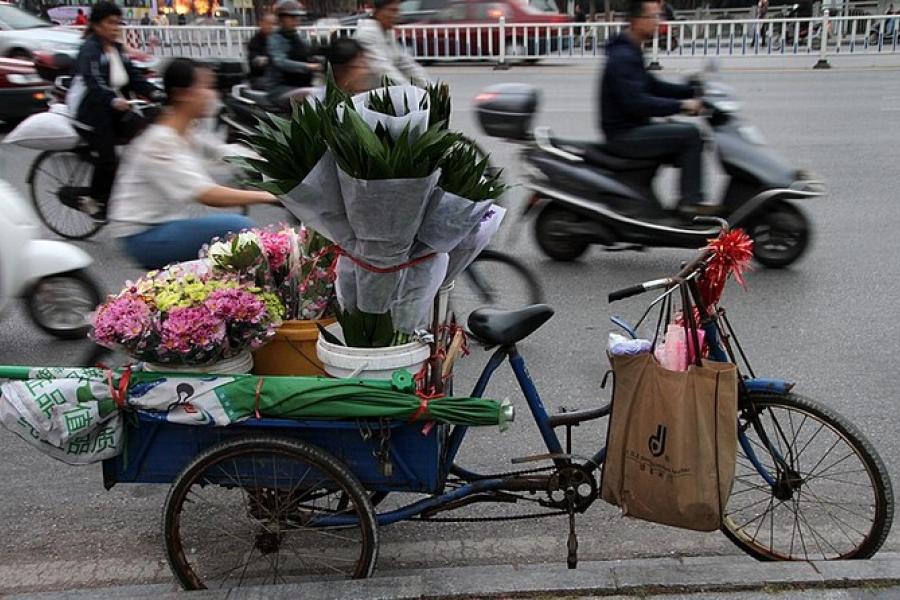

{"left": 122, "top": 214, "right": 255, "bottom": 269}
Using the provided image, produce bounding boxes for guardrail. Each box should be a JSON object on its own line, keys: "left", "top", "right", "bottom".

{"left": 124, "top": 13, "right": 900, "bottom": 68}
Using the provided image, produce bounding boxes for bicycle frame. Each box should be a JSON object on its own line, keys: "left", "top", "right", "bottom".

{"left": 322, "top": 285, "right": 794, "bottom": 528}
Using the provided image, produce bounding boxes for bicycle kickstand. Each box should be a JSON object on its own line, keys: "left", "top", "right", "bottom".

{"left": 566, "top": 489, "right": 578, "bottom": 569}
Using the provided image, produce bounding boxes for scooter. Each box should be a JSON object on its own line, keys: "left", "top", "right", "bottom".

{"left": 474, "top": 76, "right": 824, "bottom": 268}
{"left": 218, "top": 82, "right": 289, "bottom": 143}
{"left": 0, "top": 179, "right": 101, "bottom": 339}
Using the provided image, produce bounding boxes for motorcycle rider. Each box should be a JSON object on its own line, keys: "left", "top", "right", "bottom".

{"left": 266, "top": 0, "right": 322, "bottom": 109}
{"left": 354, "top": 0, "right": 428, "bottom": 87}
{"left": 67, "top": 1, "right": 163, "bottom": 220}
{"left": 247, "top": 12, "right": 277, "bottom": 89}
{"left": 108, "top": 58, "right": 276, "bottom": 270}
{"left": 600, "top": 0, "right": 706, "bottom": 214}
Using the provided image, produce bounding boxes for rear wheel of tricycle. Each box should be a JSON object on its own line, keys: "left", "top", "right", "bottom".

{"left": 163, "top": 436, "right": 378, "bottom": 590}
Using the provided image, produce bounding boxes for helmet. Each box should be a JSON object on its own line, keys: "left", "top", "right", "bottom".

{"left": 275, "top": 0, "right": 304, "bottom": 16}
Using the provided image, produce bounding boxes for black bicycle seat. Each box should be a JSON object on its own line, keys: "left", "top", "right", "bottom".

{"left": 468, "top": 304, "right": 555, "bottom": 346}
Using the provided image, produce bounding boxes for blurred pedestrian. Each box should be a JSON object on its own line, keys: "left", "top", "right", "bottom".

{"left": 74, "top": 8, "right": 88, "bottom": 25}
{"left": 177, "top": 12, "right": 187, "bottom": 25}
{"left": 154, "top": 11, "right": 169, "bottom": 25}
{"left": 140, "top": 12, "right": 151, "bottom": 25}
{"left": 755, "top": 0, "right": 769, "bottom": 47}
{"left": 247, "top": 12, "right": 277, "bottom": 88}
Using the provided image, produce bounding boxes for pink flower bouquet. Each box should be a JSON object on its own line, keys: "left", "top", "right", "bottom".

{"left": 202, "top": 225, "right": 338, "bottom": 322}
{"left": 91, "top": 267, "right": 284, "bottom": 366}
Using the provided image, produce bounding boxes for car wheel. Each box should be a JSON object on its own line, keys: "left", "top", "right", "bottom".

{"left": 9, "top": 48, "right": 31, "bottom": 60}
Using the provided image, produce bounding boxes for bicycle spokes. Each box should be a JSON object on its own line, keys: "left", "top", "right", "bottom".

{"left": 725, "top": 400, "right": 884, "bottom": 560}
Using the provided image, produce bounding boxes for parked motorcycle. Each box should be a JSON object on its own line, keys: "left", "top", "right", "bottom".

{"left": 474, "top": 77, "right": 823, "bottom": 268}
{"left": 0, "top": 179, "right": 101, "bottom": 339}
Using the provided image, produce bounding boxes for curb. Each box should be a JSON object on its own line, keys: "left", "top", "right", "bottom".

{"left": 7, "top": 554, "right": 900, "bottom": 600}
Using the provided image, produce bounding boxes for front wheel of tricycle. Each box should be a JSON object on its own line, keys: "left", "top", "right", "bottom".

{"left": 163, "top": 436, "right": 378, "bottom": 590}
{"left": 722, "top": 392, "right": 893, "bottom": 561}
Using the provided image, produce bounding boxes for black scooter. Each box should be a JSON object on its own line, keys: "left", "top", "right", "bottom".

{"left": 474, "top": 77, "right": 824, "bottom": 268}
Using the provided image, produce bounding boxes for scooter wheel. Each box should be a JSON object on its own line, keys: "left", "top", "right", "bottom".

{"left": 26, "top": 269, "right": 102, "bottom": 340}
{"left": 535, "top": 205, "right": 590, "bottom": 262}
{"left": 747, "top": 201, "right": 811, "bottom": 269}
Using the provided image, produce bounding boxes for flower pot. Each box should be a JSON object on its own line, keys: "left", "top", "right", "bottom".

{"left": 316, "top": 323, "right": 431, "bottom": 380}
{"left": 252, "top": 318, "right": 336, "bottom": 376}
{"left": 143, "top": 351, "right": 254, "bottom": 374}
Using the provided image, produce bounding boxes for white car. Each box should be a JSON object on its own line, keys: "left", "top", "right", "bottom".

{"left": 0, "top": 4, "right": 82, "bottom": 60}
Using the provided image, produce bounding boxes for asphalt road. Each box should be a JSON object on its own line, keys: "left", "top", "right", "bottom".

{"left": 1, "top": 61, "right": 900, "bottom": 593}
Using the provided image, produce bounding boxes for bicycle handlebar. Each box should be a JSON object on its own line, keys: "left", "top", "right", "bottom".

{"left": 607, "top": 217, "right": 728, "bottom": 303}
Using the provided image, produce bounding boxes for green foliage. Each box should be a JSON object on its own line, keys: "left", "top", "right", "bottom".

{"left": 225, "top": 98, "right": 330, "bottom": 195}
{"left": 423, "top": 82, "right": 452, "bottom": 130}
{"left": 337, "top": 309, "right": 397, "bottom": 348}
{"left": 438, "top": 139, "right": 507, "bottom": 202}
{"left": 328, "top": 107, "right": 462, "bottom": 181}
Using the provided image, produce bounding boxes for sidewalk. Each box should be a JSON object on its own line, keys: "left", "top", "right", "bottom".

{"left": 7, "top": 554, "right": 900, "bottom": 600}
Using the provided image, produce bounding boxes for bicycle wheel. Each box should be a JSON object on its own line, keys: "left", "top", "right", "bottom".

{"left": 722, "top": 392, "right": 893, "bottom": 560}
{"left": 29, "top": 150, "right": 105, "bottom": 240}
{"left": 452, "top": 250, "right": 544, "bottom": 329}
{"left": 164, "top": 436, "right": 378, "bottom": 590}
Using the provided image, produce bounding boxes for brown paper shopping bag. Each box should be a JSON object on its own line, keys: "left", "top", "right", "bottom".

{"left": 600, "top": 353, "right": 739, "bottom": 531}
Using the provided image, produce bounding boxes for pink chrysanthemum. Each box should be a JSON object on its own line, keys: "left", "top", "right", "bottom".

{"left": 160, "top": 306, "right": 226, "bottom": 355}
{"left": 91, "top": 294, "right": 151, "bottom": 347}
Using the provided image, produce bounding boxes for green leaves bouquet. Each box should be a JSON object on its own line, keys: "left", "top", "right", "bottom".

{"left": 233, "top": 82, "right": 507, "bottom": 346}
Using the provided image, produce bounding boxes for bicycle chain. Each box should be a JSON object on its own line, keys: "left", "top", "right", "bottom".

{"left": 418, "top": 464, "right": 565, "bottom": 523}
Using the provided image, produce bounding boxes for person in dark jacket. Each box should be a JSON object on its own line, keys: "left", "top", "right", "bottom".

{"left": 247, "top": 12, "right": 277, "bottom": 88}
{"left": 267, "top": 0, "right": 322, "bottom": 109}
{"left": 67, "top": 1, "right": 162, "bottom": 219}
{"left": 600, "top": 0, "right": 706, "bottom": 212}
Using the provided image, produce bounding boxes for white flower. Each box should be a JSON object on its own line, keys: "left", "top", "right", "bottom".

{"left": 207, "top": 240, "right": 233, "bottom": 263}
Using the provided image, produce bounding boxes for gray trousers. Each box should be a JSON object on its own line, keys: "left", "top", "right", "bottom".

{"left": 606, "top": 122, "right": 704, "bottom": 207}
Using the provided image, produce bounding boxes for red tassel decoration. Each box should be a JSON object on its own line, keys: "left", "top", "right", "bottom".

{"left": 697, "top": 228, "right": 754, "bottom": 307}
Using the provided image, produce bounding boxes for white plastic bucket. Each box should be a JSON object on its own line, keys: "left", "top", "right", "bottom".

{"left": 144, "top": 351, "right": 254, "bottom": 375}
{"left": 316, "top": 323, "right": 430, "bottom": 380}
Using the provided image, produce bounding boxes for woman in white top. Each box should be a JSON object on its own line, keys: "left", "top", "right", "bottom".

{"left": 68, "top": 2, "right": 163, "bottom": 218}
{"left": 109, "top": 58, "right": 277, "bottom": 270}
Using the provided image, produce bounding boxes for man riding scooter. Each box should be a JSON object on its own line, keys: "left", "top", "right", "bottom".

{"left": 601, "top": 0, "right": 708, "bottom": 216}
{"left": 267, "top": 0, "right": 323, "bottom": 110}
{"left": 354, "top": 0, "right": 428, "bottom": 88}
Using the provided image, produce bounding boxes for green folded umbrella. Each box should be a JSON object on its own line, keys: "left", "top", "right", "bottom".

{"left": 0, "top": 366, "right": 512, "bottom": 429}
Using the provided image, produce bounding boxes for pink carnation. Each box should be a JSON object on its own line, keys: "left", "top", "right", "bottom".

{"left": 160, "top": 306, "right": 226, "bottom": 354}
{"left": 258, "top": 230, "right": 292, "bottom": 271}
{"left": 91, "top": 295, "right": 151, "bottom": 347}
{"left": 205, "top": 288, "right": 268, "bottom": 324}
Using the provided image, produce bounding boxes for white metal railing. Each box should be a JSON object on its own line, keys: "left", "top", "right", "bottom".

{"left": 123, "top": 13, "right": 900, "bottom": 66}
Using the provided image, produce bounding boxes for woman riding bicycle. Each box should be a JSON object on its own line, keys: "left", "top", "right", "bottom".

{"left": 67, "top": 1, "right": 164, "bottom": 220}
{"left": 108, "top": 58, "right": 277, "bottom": 270}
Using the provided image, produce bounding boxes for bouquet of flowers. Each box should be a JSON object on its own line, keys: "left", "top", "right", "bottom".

{"left": 91, "top": 267, "right": 285, "bottom": 366}
{"left": 203, "top": 225, "right": 338, "bottom": 322}
{"left": 228, "top": 81, "right": 506, "bottom": 347}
